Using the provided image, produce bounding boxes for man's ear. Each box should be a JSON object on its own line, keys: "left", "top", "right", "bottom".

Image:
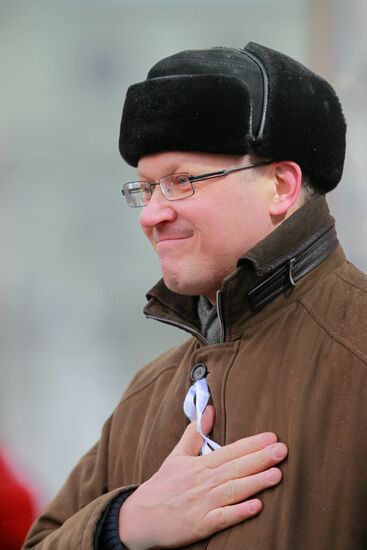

{"left": 269, "top": 161, "right": 303, "bottom": 217}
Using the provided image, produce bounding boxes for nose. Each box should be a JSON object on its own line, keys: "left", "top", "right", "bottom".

{"left": 139, "top": 186, "right": 177, "bottom": 229}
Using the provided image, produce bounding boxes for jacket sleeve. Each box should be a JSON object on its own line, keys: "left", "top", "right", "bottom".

{"left": 94, "top": 489, "right": 136, "bottom": 550}
{"left": 22, "top": 415, "right": 137, "bottom": 550}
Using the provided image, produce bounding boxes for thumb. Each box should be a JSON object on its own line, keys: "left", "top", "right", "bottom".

{"left": 173, "top": 405, "right": 216, "bottom": 457}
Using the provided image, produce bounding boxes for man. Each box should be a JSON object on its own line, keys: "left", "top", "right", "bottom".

{"left": 24, "top": 42, "right": 367, "bottom": 549}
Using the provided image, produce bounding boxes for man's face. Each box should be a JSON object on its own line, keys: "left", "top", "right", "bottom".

{"left": 138, "top": 151, "right": 275, "bottom": 303}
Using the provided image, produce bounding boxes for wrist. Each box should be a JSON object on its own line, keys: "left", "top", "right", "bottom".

{"left": 119, "top": 489, "right": 159, "bottom": 550}
{"left": 96, "top": 489, "right": 137, "bottom": 550}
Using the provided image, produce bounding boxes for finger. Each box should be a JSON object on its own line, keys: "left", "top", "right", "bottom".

{"left": 205, "top": 432, "right": 279, "bottom": 468}
{"left": 172, "top": 405, "right": 215, "bottom": 457}
{"left": 201, "top": 405, "right": 215, "bottom": 435}
{"left": 203, "top": 499, "right": 263, "bottom": 537}
{"left": 216, "top": 442, "right": 288, "bottom": 484}
{"left": 208, "top": 467, "right": 282, "bottom": 508}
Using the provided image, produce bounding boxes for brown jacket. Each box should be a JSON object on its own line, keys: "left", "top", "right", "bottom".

{"left": 24, "top": 197, "right": 367, "bottom": 549}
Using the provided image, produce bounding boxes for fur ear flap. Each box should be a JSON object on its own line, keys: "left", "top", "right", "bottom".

{"left": 119, "top": 74, "right": 252, "bottom": 167}
{"left": 245, "top": 42, "right": 346, "bottom": 193}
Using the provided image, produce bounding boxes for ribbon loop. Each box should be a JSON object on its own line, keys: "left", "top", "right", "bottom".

{"left": 183, "top": 378, "right": 221, "bottom": 455}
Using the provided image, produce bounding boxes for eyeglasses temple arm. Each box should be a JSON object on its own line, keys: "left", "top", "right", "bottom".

{"left": 189, "top": 160, "right": 272, "bottom": 183}
{"left": 222, "top": 160, "right": 272, "bottom": 175}
{"left": 189, "top": 170, "right": 227, "bottom": 183}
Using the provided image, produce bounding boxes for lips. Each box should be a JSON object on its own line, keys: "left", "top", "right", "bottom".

{"left": 156, "top": 236, "right": 193, "bottom": 253}
{"left": 157, "top": 236, "right": 191, "bottom": 243}
{"left": 154, "top": 232, "right": 194, "bottom": 257}
{"left": 154, "top": 228, "right": 193, "bottom": 244}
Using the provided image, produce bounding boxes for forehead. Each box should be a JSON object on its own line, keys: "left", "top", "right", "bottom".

{"left": 137, "top": 151, "right": 248, "bottom": 178}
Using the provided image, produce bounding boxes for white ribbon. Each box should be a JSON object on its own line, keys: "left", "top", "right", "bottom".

{"left": 183, "top": 378, "right": 221, "bottom": 455}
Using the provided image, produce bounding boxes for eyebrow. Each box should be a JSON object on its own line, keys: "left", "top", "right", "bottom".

{"left": 137, "top": 163, "right": 189, "bottom": 181}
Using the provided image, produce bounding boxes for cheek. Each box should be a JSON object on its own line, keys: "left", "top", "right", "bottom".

{"left": 195, "top": 216, "right": 234, "bottom": 261}
{"left": 205, "top": 196, "right": 269, "bottom": 253}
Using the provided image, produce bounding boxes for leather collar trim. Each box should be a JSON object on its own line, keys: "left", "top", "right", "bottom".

{"left": 144, "top": 197, "right": 342, "bottom": 342}
{"left": 247, "top": 224, "right": 338, "bottom": 311}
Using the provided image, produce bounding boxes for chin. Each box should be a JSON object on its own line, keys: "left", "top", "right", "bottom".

{"left": 162, "top": 272, "right": 216, "bottom": 299}
{"left": 160, "top": 260, "right": 225, "bottom": 297}
{"left": 163, "top": 276, "right": 195, "bottom": 296}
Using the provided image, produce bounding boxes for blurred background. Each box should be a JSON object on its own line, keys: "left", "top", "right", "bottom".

{"left": 0, "top": 0, "right": 366, "bottom": 503}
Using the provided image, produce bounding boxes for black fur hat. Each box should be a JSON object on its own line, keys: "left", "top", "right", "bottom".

{"left": 119, "top": 42, "right": 346, "bottom": 193}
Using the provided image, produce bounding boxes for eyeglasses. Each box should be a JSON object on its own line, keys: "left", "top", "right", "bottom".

{"left": 121, "top": 160, "right": 272, "bottom": 208}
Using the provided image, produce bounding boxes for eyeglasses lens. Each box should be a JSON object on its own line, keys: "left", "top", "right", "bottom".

{"left": 160, "top": 173, "right": 193, "bottom": 200}
{"left": 123, "top": 182, "right": 151, "bottom": 207}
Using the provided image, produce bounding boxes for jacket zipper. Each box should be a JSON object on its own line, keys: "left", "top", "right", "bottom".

{"left": 145, "top": 314, "right": 209, "bottom": 346}
{"left": 216, "top": 290, "right": 226, "bottom": 344}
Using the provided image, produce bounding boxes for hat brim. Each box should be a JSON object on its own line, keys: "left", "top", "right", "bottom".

{"left": 119, "top": 74, "right": 253, "bottom": 167}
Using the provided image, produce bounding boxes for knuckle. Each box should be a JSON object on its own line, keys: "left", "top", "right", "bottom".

{"left": 223, "top": 444, "right": 235, "bottom": 462}
{"left": 193, "top": 469, "right": 207, "bottom": 489}
{"left": 228, "top": 457, "right": 240, "bottom": 479}
{"left": 260, "top": 448, "right": 272, "bottom": 468}
{"left": 255, "top": 453, "right": 268, "bottom": 471}
{"left": 184, "top": 421, "right": 197, "bottom": 437}
{"left": 224, "top": 479, "right": 237, "bottom": 502}
{"left": 212, "top": 508, "right": 228, "bottom": 531}
{"left": 196, "top": 462, "right": 219, "bottom": 493}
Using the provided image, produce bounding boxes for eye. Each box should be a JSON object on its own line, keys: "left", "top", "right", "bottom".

{"left": 163, "top": 184, "right": 173, "bottom": 196}
{"left": 173, "top": 173, "right": 191, "bottom": 189}
{"left": 176, "top": 175, "right": 187, "bottom": 185}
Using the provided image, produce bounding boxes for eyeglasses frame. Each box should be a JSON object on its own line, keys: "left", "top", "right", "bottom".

{"left": 121, "top": 159, "right": 272, "bottom": 207}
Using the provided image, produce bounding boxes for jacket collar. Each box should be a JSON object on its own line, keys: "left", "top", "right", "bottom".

{"left": 143, "top": 196, "right": 344, "bottom": 343}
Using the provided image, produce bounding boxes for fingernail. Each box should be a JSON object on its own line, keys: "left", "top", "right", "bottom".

{"left": 261, "top": 432, "right": 276, "bottom": 446}
{"left": 265, "top": 468, "right": 281, "bottom": 485}
{"left": 247, "top": 499, "right": 261, "bottom": 514}
{"left": 270, "top": 443, "right": 287, "bottom": 460}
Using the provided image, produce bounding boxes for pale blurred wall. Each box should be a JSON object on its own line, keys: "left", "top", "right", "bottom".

{"left": 0, "top": 0, "right": 365, "bottom": 499}
{"left": 329, "top": 0, "right": 367, "bottom": 268}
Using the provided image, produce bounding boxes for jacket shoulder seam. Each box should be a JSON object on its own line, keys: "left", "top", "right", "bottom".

{"left": 118, "top": 364, "right": 178, "bottom": 406}
{"left": 335, "top": 269, "right": 367, "bottom": 293}
{"left": 298, "top": 299, "right": 367, "bottom": 365}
